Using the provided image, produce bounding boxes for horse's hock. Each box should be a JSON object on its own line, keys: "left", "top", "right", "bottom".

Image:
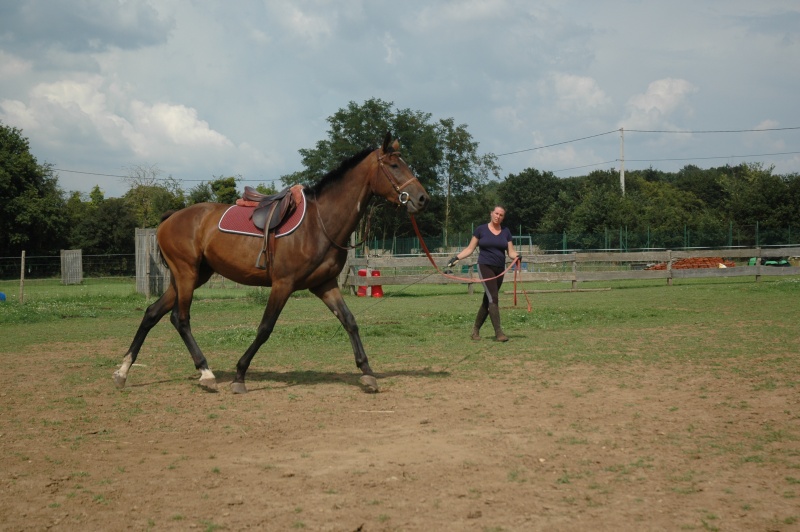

{"left": 135, "top": 228, "right": 170, "bottom": 297}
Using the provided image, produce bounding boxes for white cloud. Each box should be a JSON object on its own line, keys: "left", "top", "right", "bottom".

{"left": 548, "top": 73, "right": 612, "bottom": 114}
{"left": 269, "top": 3, "right": 334, "bottom": 45}
{"left": 31, "top": 77, "right": 109, "bottom": 117}
{"left": 128, "top": 101, "right": 233, "bottom": 157}
{"left": 0, "top": 76, "right": 272, "bottom": 189}
{"left": 491, "top": 106, "right": 527, "bottom": 133}
{"left": 382, "top": 32, "right": 402, "bottom": 65}
{"left": 0, "top": 51, "right": 31, "bottom": 78}
{"left": 417, "top": 0, "right": 510, "bottom": 27}
{"left": 746, "top": 119, "right": 787, "bottom": 152}
{"left": 621, "top": 78, "right": 698, "bottom": 130}
{"left": 0, "top": 99, "right": 37, "bottom": 129}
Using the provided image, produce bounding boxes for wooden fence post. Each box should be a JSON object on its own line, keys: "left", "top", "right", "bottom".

{"left": 571, "top": 253, "right": 578, "bottom": 289}
{"left": 60, "top": 249, "right": 83, "bottom": 285}
{"left": 667, "top": 250, "right": 673, "bottom": 286}
{"left": 135, "top": 228, "right": 169, "bottom": 296}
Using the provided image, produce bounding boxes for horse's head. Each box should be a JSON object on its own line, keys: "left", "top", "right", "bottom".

{"left": 374, "top": 133, "right": 429, "bottom": 214}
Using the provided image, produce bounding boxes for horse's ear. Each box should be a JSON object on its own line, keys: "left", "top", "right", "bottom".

{"left": 381, "top": 132, "right": 392, "bottom": 153}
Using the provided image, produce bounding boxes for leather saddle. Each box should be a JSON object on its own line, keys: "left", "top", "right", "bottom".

{"left": 244, "top": 186, "right": 296, "bottom": 232}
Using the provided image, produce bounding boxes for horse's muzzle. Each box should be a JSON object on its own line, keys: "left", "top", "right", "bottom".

{"left": 405, "top": 191, "right": 429, "bottom": 214}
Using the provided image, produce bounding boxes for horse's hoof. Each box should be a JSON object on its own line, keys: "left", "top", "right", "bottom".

{"left": 198, "top": 377, "right": 218, "bottom": 392}
{"left": 358, "top": 375, "right": 379, "bottom": 393}
{"left": 112, "top": 371, "right": 127, "bottom": 390}
{"left": 230, "top": 382, "right": 248, "bottom": 394}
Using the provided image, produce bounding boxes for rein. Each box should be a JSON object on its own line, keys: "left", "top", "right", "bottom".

{"left": 310, "top": 190, "right": 364, "bottom": 251}
{"left": 410, "top": 215, "right": 532, "bottom": 312}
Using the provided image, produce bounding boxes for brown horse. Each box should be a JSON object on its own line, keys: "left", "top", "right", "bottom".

{"left": 113, "top": 133, "right": 429, "bottom": 394}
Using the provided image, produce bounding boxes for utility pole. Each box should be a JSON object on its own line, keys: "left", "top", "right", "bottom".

{"left": 619, "top": 127, "right": 625, "bottom": 196}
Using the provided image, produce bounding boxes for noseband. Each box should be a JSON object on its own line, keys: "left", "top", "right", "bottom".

{"left": 377, "top": 152, "right": 420, "bottom": 205}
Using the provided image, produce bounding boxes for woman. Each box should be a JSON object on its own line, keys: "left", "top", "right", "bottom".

{"left": 447, "top": 205, "right": 520, "bottom": 342}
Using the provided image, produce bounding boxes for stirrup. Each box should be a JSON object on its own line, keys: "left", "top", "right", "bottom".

{"left": 255, "top": 248, "right": 267, "bottom": 270}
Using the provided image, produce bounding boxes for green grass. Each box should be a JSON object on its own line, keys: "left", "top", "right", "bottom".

{"left": 1, "top": 276, "right": 800, "bottom": 385}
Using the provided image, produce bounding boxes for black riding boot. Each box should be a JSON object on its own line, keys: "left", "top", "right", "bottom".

{"left": 487, "top": 303, "right": 508, "bottom": 342}
{"left": 471, "top": 305, "right": 489, "bottom": 340}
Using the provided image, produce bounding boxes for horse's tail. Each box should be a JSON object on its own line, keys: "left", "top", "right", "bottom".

{"left": 155, "top": 210, "right": 177, "bottom": 270}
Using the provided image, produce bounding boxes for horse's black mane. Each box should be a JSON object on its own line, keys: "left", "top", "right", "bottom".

{"left": 309, "top": 146, "right": 375, "bottom": 196}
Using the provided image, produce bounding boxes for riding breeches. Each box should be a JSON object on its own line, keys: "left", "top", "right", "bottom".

{"left": 478, "top": 263, "right": 505, "bottom": 307}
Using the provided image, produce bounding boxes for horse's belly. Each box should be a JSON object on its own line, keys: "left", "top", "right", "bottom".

{"left": 202, "top": 224, "right": 344, "bottom": 289}
{"left": 203, "top": 232, "right": 272, "bottom": 286}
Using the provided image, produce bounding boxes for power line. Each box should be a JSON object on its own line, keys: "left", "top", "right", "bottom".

{"left": 496, "top": 129, "right": 618, "bottom": 157}
{"left": 500, "top": 126, "right": 800, "bottom": 175}
{"left": 54, "top": 168, "right": 128, "bottom": 178}
{"left": 498, "top": 126, "right": 800, "bottom": 158}
{"left": 53, "top": 167, "right": 281, "bottom": 184}
{"left": 552, "top": 150, "right": 800, "bottom": 175}
{"left": 626, "top": 150, "right": 800, "bottom": 163}
{"left": 55, "top": 125, "right": 800, "bottom": 185}
{"left": 552, "top": 160, "right": 618, "bottom": 173}
{"left": 626, "top": 126, "right": 800, "bottom": 134}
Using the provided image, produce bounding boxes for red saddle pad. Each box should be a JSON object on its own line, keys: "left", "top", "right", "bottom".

{"left": 218, "top": 189, "right": 306, "bottom": 238}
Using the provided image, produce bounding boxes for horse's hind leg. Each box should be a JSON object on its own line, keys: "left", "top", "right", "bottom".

{"left": 113, "top": 285, "right": 176, "bottom": 389}
{"left": 230, "top": 283, "right": 292, "bottom": 394}
{"left": 311, "top": 279, "right": 379, "bottom": 393}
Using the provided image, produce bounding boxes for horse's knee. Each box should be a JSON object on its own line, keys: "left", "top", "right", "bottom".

{"left": 170, "top": 311, "right": 190, "bottom": 332}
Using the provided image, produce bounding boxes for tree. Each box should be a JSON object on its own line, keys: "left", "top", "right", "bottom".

{"left": 281, "top": 99, "right": 439, "bottom": 190}
{"left": 564, "top": 170, "right": 633, "bottom": 249}
{"left": 66, "top": 194, "right": 138, "bottom": 254}
{"left": 436, "top": 118, "right": 500, "bottom": 245}
{"left": 255, "top": 182, "right": 278, "bottom": 195}
{"left": 89, "top": 185, "right": 105, "bottom": 205}
{"left": 497, "top": 168, "right": 561, "bottom": 234}
{"left": 187, "top": 182, "right": 214, "bottom": 204}
{"left": 209, "top": 176, "right": 240, "bottom": 204}
{"left": 668, "top": 165, "right": 725, "bottom": 209}
{"left": 0, "top": 122, "right": 68, "bottom": 256}
{"left": 187, "top": 176, "right": 245, "bottom": 205}
{"left": 626, "top": 175, "right": 710, "bottom": 248}
{"left": 717, "top": 163, "right": 789, "bottom": 228}
{"left": 280, "top": 98, "right": 497, "bottom": 242}
{"left": 124, "top": 164, "right": 185, "bottom": 227}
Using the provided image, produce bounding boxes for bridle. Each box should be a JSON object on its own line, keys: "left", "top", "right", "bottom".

{"left": 377, "top": 151, "right": 421, "bottom": 206}
{"left": 313, "top": 148, "right": 420, "bottom": 251}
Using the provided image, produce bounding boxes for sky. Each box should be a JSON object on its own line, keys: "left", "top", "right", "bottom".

{"left": 1, "top": 0, "right": 799, "bottom": 198}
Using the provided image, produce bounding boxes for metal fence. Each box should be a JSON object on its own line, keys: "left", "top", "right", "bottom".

{"left": 359, "top": 224, "right": 800, "bottom": 256}
{"left": 0, "top": 253, "right": 136, "bottom": 280}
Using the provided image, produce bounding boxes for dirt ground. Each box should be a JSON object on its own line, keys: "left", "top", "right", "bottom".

{"left": 1, "top": 340, "right": 798, "bottom": 531}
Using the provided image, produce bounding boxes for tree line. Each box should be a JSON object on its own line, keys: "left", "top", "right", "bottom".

{"left": 2, "top": 98, "right": 799, "bottom": 259}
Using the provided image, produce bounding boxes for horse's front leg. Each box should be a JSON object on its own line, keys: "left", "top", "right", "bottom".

{"left": 311, "top": 279, "right": 379, "bottom": 393}
{"left": 230, "top": 285, "right": 291, "bottom": 394}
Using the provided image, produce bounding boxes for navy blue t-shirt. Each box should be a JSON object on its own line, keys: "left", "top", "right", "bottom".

{"left": 473, "top": 224, "right": 512, "bottom": 268}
